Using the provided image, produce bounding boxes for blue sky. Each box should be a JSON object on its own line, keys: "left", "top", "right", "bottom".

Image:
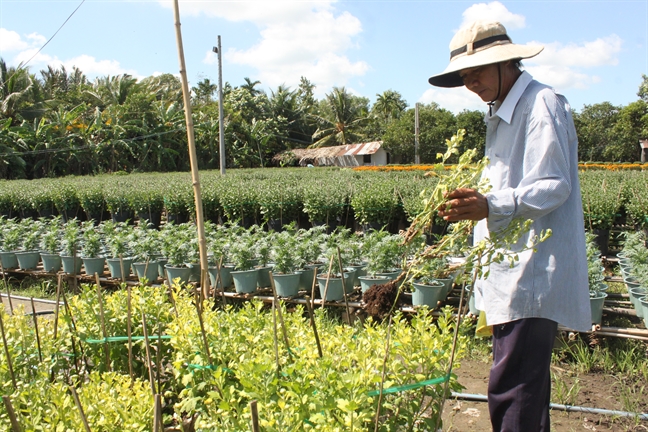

{"left": 1, "top": 1, "right": 647, "bottom": 114}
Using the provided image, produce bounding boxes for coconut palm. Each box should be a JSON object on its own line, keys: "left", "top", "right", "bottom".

{"left": 309, "top": 87, "right": 369, "bottom": 148}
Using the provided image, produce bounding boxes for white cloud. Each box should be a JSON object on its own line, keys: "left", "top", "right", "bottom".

{"left": 524, "top": 35, "right": 622, "bottom": 92}
{"left": 418, "top": 87, "right": 486, "bottom": 114}
{"left": 0, "top": 28, "right": 31, "bottom": 52}
{"left": 461, "top": 1, "right": 526, "bottom": 30}
{"left": 530, "top": 35, "right": 622, "bottom": 68}
{"left": 165, "top": 0, "right": 368, "bottom": 94}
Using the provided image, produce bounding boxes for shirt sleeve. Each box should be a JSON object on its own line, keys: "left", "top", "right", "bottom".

{"left": 486, "top": 92, "right": 573, "bottom": 233}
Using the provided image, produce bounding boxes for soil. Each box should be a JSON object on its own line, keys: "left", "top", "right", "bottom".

{"left": 444, "top": 356, "right": 648, "bottom": 431}
{"left": 363, "top": 280, "right": 403, "bottom": 319}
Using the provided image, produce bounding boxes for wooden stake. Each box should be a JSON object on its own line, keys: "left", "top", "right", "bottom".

{"left": 127, "top": 285, "right": 134, "bottom": 384}
{"left": 172, "top": 0, "right": 210, "bottom": 301}
{"left": 0, "top": 309, "right": 16, "bottom": 389}
{"left": 153, "top": 394, "right": 163, "bottom": 432}
{"left": 95, "top": 273, "right": 111, "bottom": 372}
{"left": 272, "top": 296, "right": 280, "bottom": 373}
{"left": 62, "top": 290, "right": 87, "bottom": 374}
{"left": 250, "top": 400, "right": 260, "bottom": 432}
{"left": 141, "top": 313, "right": 157, "bottom": 397}
{"left": 2, "top": 263, "right": 13, "bottom": 314}
{"left": 304, "top": 299, "right": 323, "bottom": 358}
{"left": 194, "top": 298, "right": 212, "bottom": 368}
{"left": 30, "top": 297, "right": 43, "bottom": 363}
{"left": 2, "top": 396, "right": 22, "bottom": 432}
{"left": 53, "top": 273, "right": 63, "bottom": 339}
{"left": 336, "top": 247, "right": 353, "bottom": 325}
{"left": 156, "top": 323, "right": 163, "bottom": 397}
{"left": 309, "top": 264, "right": 319, "bottom": 311}
{"left": 373, "top": 315, "right": 393, "bottom": 432}
{"left": 320, "top": 254, "right": 335, "bottom": 309}
{"left": 69, "top": 386, "right": 92, "bottom": 432}
{"left": 269, "top": 272, "right": 290, "bottom": 354}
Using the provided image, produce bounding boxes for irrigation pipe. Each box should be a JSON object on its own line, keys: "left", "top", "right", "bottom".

{"left": 449, "top": 392, "right": 648, "bottom": 421}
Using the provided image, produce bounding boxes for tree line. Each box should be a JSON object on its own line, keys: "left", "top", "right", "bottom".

{"left": 1, "top": 57, "right": 647, "bottom": 180}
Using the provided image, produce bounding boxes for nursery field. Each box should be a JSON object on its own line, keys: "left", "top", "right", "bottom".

{"left": 1, "top": 158, "right": 648, "bottom": 430}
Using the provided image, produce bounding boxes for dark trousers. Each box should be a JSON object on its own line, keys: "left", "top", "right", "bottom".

{"left": 488, "top": 318, "right": 557, "bottom": 432}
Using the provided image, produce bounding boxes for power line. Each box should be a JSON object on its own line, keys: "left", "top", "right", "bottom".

{"left": 19, "top": 0, "right": 87, "bottom": 70}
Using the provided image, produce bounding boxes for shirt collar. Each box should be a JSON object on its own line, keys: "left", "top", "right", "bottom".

{"left": 493, "top": 70, "right": 533, "bottom": 124}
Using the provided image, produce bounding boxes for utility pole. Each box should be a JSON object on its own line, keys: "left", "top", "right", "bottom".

{"left": 213, "top": 36, "right": 226, "bottom": 175}
{"left": 414, "top": 103, "right": 420, "bottom": 164}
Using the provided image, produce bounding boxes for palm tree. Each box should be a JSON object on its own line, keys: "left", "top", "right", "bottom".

{"left": 192, "top": 78, "right": 217, "bottom": 105}
{"left": 372, "top": 90, "right": 407, "bottom": 122}
{"left": 240, "top": 77, "right": 262, "bottom": 96}
{"left": 309, "top": 87, "right": 369, "bottom": 148}
{"left": 0, "top": 59, "right": 41, "bottom": 125}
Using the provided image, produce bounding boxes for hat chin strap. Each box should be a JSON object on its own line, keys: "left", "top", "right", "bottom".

{"left": 487, "top": 63, "right": 502, "bottom": 116}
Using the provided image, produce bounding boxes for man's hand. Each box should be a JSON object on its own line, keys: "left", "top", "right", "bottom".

{"left": 437, "top": 188, "right": 489, "bottom": 222}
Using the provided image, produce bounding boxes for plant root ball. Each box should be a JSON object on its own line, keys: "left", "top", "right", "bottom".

{"left": 363, "top": 281, "right": 402, "bottom": 320}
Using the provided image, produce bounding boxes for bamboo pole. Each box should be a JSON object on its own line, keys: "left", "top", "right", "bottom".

{"left": 95, "top": 273, "right": 111, "bottom": 372}
{"left": 69, "top": 386, "right": 92, "bottom": 432}
{"left": 195, "top": 298, "right": 213, "bottom": 368}
{"left": 61, "top": 290, "right": 86, "bottom": 375}
{"left": 2, "top": 396, "right": 22, "bottom": 432}
{"left": 269, "top": 272, "right": 290, "bottom": 354}
{"left": 320, "top": 254, "right": 335, "bottom": 309}
{"left": 0, "top": 308, "right": 16, "bottom": 389}
{"left": 310, "top": 265, "right": 319, "bottom": 311}
{"left": 172, "top": 0, "right": 210, "bottom": 301}
{"left": 250, "top": 400, "right": 260, "bottom": 432}
{"left": 272, "top": 295, "right": 280, "bottom": 373}
{"left": 2, "top": 263, "right": 13, "bottom": 314}
{"left": 127, "top": 286, "right": 134, "bottom": 384}
{"left": 141, "top": 313, "right": 157, "bottom": 397}
{"left": 373, "top": 315, "right": 393, "bottom": 432}
{"left": 30, "top": 297, "right": 43, "bottom": 363}
{"left": 53, "top": 273, "right": 63, "bottom": 338}
{"left": 304, "top": 298, "right": 323, "bottom": 358}
{"left": 336, "top": 247, "right": 353, "bottom": 325}
{"left": 153, "top": 394, "right": 163, "bottom": 432}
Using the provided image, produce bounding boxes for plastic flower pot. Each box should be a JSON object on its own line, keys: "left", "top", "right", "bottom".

{"left": 208, "top": 265, "right": 234, "bottom": 289}
{"left": 465, "top": 285, "right": 480, "bottom": 315}
{"left": 342, "top": 268, "right": 356, "bottom": 293}
{"left": 316, "top": 272, "right": 353, "bottom": 301}
{"left": 15, "top": 251, "right": 40, "bottom": 270}
{"left": 165, "top": 265, "right": 192, "bottom": 286}
{"left": 186, "top": 262, "right": 201, "bottom": 283}
{"left": 0, "top": 251, "right": 18, "bottom": 270}
{"left": 157, "top": 258, "right": 168, "bottom": 279}
{"left": 231, "top": 268, "right": 259, "bottom": 294}
{"left": 41, "top": 253, "right": 62, "bottom": 273}
{"left": 106, "top": 257, "right": 134, "bottom": 279}
{"left": 629, "top": 287, "right": 647, "bottom": 318}
{"left": 358, "top": 275, "right": 390, "bottom": 293}
{"left": 411, "top": 280, "right": 446, "bottom": 308}
{"left": 435, "top": 277, "right": 454, "bottom": 297}
{"left": 375, "top": 269, "right": 401, "bottom": 281}
{"left": 347, "top": 263, "right": 367, "bottom": 288}
{"left": 256, "top": 265, "right": 273, "bottom": 288}
{"left": 82, "top": 257, "right": 106, "bottom": 277}
{"left": 61, "top": 256, "right": 82, "bottom": 274}
{"left": 589, "top": 292, "right": 608, "bottom": 325}
{"left": 296, "top": 264, "right": 322, "bottom": 291}
{"left": 639, "top": 295, "right": 648, "bottom": 328}
{"left": 272, "top": 272, "right": 301, "bottom": 297}
{"left": 133, "top": 260, "right": 159, "bottom": 283}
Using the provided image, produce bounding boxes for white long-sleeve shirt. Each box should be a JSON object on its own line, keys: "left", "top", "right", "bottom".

{"left": 474, "top": 71, "right": 592, "bottom": 332}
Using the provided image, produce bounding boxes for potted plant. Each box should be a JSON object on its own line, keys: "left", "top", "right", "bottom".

{"left": 254, "top": 228, "right": 273, "bottom": 288}
{"left": 103, "top": 221, "right": 134, "bottom": 279}
{"left": 104, "top": 182, "right": 135, "bottom": 225}
{"left": 229, "top": 233, "right": 259, "bottom": 294}
{"left": 207, "top": 226, "right": 234, "bottom": 290}
{"left": 0, "top": 219, "right": 20, "bottom": 270}
{"left": 294, "top": 226, "right": 326, "bottom": 291}
{"left": 40, "top": 217, "right": 63, "bottom": 272}
{"left": 130, "top": 227, "right": 161, "bottom": 284}
{"left": 409, "top": 257, "right": 453, "bottom": 308}
{"left": 60, "top": 220, "right": 82, "bottom": 274}
{"left": 160, "top": 224, "right": 193, "bottom": 286}
{"left": 270, "top": 231, "right": 301, "bottom": 297}
{"left": 585, "top": 232, "right": 607, "bottom": 324}
{"left": 81, "top": 221, "right": 105, "bottom": 277}
{"left": 15, "top": 219, "right": 44, "bottom": 270}
{"left": 316, "top": 234, "right": 355, "bottom": 302}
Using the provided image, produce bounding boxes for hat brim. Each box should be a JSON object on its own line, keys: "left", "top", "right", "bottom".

{"left": 428, "top": 44, "right": 543, "bottom": 88}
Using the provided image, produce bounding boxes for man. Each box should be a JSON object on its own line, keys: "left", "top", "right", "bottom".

{"left": 428, "top": 21, "right": 591, "bottom": 431}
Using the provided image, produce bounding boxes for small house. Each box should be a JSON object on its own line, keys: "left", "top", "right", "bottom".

{"left": 275, "top": 142, "right": 388, "bottom": 167}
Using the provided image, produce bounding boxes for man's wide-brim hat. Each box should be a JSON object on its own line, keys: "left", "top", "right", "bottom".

{"left": 428, "top": 21, "right": 543, "bottom": 88}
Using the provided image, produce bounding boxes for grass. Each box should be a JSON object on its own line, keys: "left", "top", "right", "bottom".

{"left": 1, "top": 277, "right": 59, "bottom": 300}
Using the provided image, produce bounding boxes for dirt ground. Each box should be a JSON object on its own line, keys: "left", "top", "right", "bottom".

{"left": 443, "top": 356, "right": 648, "bottom": 432}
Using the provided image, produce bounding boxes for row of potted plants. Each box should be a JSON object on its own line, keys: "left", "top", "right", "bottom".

{"left": 617, "top": 231, "right": 648, "bottom": 327}
{"left": 3, "top": 168, "right": 647, "bottom": 234}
